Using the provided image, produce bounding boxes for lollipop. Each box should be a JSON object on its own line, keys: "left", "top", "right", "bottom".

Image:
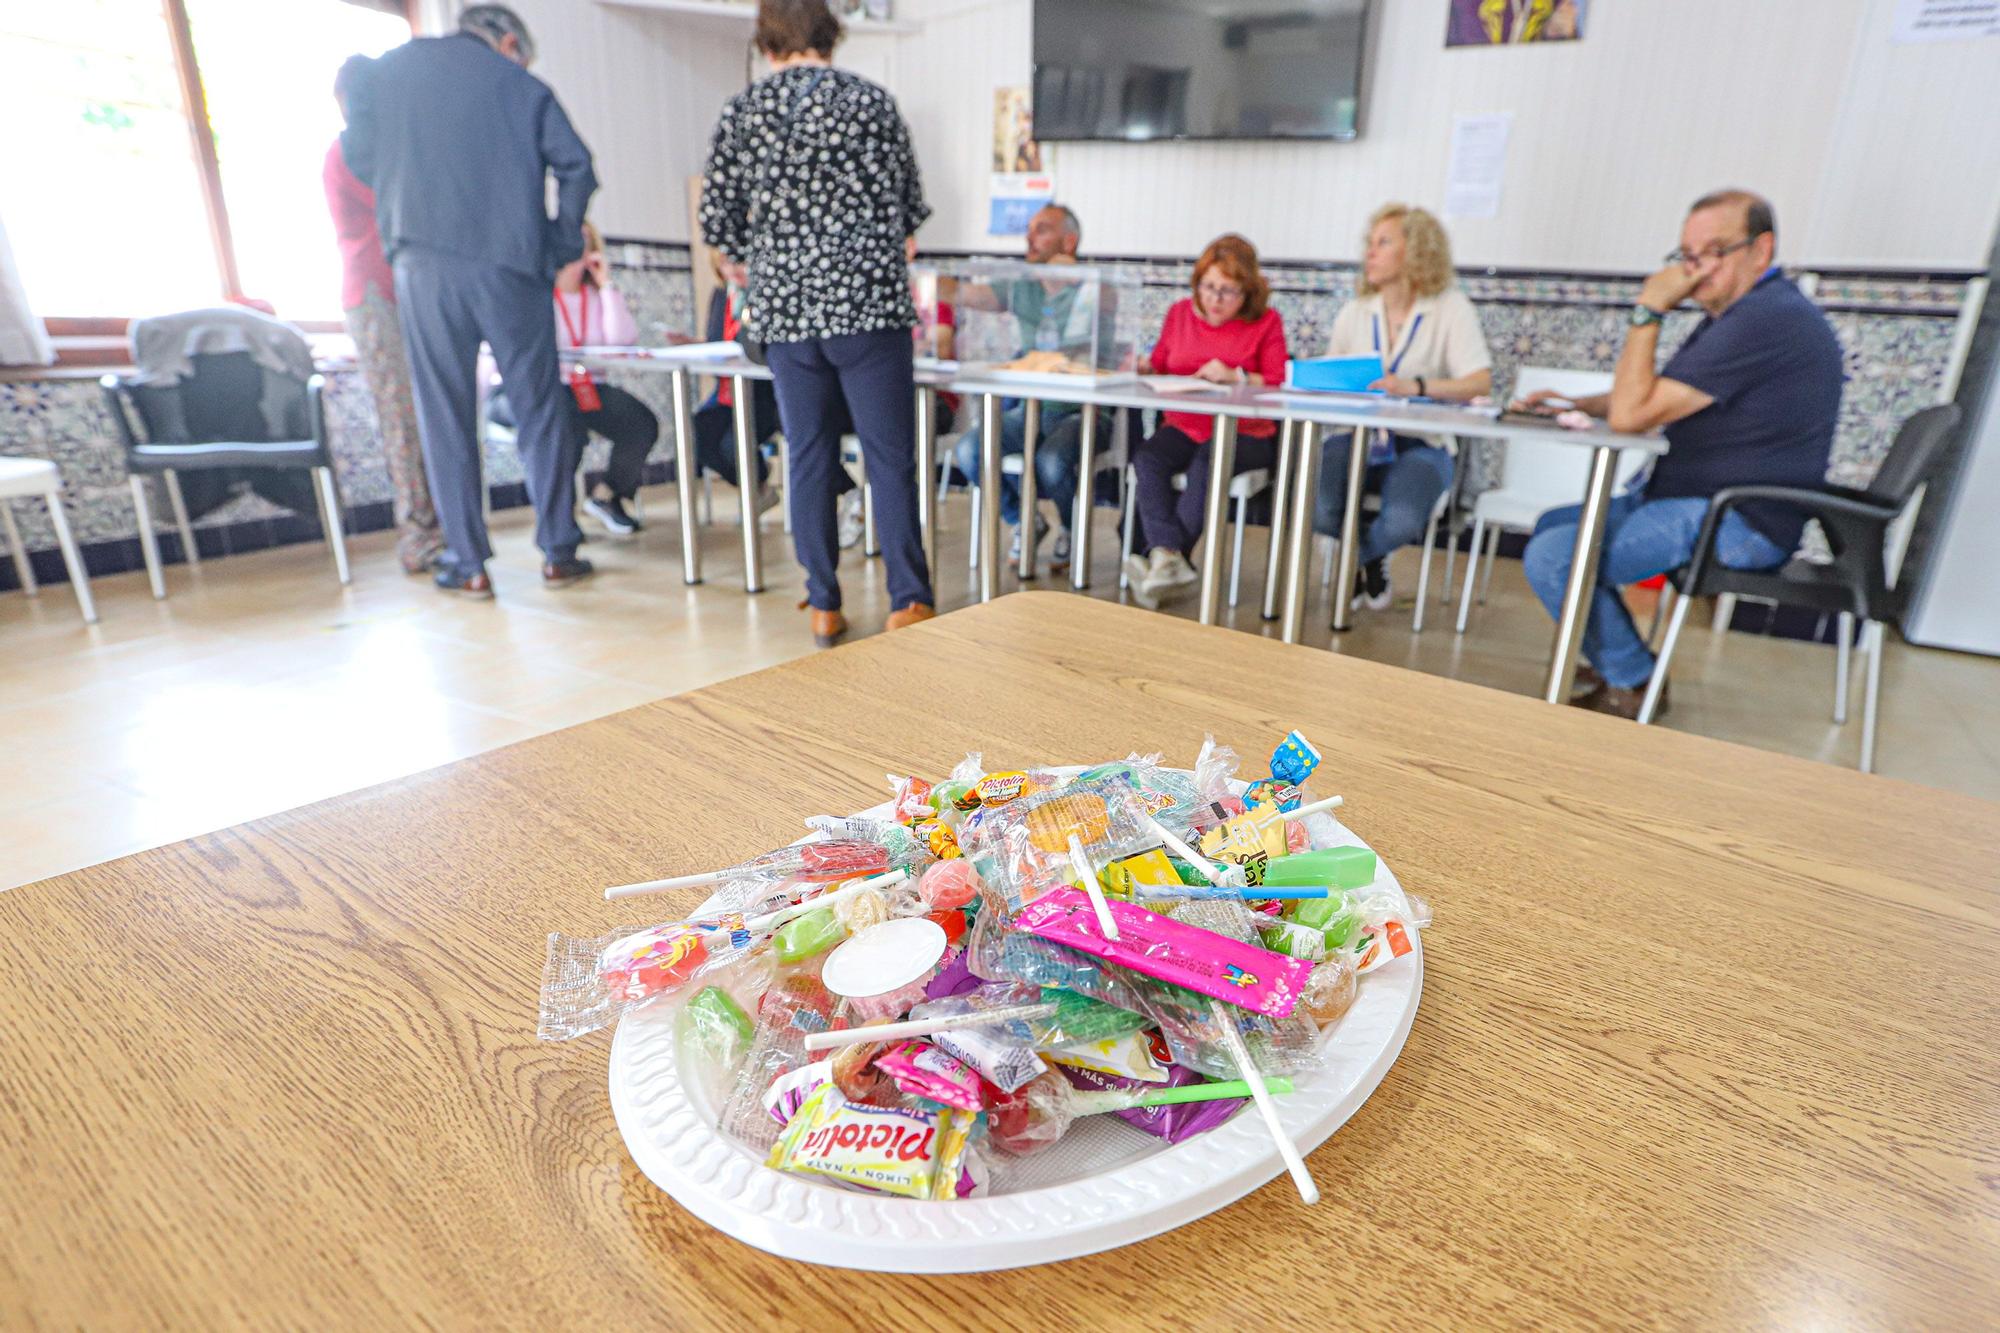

{"left": 987, "top": 1067, "right": 1292, "bottom": 1156}
{"left": 604, "top": 838, "right": 892, "bottom": 901}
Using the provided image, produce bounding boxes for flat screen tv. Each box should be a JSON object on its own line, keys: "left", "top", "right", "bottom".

{"left": 1033, "top": 0, "right": 1372, "bottom": 143}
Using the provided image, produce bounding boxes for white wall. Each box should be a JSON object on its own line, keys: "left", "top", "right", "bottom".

{"left": 885, "top": 0, "right": 2000, "bottom": 270}
{"left": 417, "top": 0, "right": 749, "bottom": 242}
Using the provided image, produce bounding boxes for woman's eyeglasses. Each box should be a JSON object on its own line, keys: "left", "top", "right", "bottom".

{"left": 1198, "top": 282, "right": 1244, "bottom": 301}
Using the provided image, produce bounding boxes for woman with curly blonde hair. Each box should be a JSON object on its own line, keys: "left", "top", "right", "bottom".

{"left": 1317, "top": 203, "right": 1492, "bottom": 611}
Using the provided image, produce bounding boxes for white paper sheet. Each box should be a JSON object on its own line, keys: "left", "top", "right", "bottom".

{"left": 1892, "top": 0, "right": 2000, "bottom": 43}
{"left": 1444, "top": 113, "right": 1513, "bottom": 220}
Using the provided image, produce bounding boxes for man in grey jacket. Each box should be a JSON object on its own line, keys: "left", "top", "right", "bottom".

{"left": 342, "top": 4, "right": 599, "bottom": 596}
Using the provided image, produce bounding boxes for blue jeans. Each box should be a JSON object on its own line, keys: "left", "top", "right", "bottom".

{"left": 1313, "top": 436, "right": 1454, "bottom": 565}
{"left": 952, "top": 403, "right": 1087, "bottom": 529}
{"left": 1523, "top": 491, "right": 1788, "bottom": 690}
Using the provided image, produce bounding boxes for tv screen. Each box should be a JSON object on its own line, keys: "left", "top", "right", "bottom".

{"left": 1033, "top": 0, "right": 1372, "bottom": 143}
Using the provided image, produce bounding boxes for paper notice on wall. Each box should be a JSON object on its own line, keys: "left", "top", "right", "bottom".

{"left": 1443, "top": 113, "right": 1512, "bottom": 220}
{"left": 989, "top": 173, "right": 1056, "bottom": 237}
{"left": 1892, "top": 0, "right": 2000, "bottom": 42}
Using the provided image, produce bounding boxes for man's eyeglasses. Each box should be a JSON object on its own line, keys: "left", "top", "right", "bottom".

{"left": 1665, "top": 236, "right": 1759, "bottom": 266}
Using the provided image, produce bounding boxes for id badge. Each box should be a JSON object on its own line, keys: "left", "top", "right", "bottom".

{"left": 567, "top": 363, "right": 602, "bottom": 413}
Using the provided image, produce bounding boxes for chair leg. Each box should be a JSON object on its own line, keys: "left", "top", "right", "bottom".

{"left": 1412, "top": 511, "right": 1439, "bottom": 633}
{"left": 701, "top": 473, "right": 714, "bottom": 527}
{"left": 45, "top": 493, "right": 97, "bottom": 624}
{"left": 1860, "top": 619, "right": 1884, "bottom": 773}
{"left": 1712, "top": 591, "right": 1737, "bottom": 634}
{"left": 129, "top": 475, "right": 167, "bottom": 600}
{"left": 163, "top": 469, "right": 200, "bottom": 568}
{"left": 1, "top": 500, "right": 35, "bottom": 595}
{"left": 314, "top": 466, "right": 352, "bottom": 586}
{"left": 1321, "top": 534, "right": 1335, "bottom": 589}
{"left": 1638, "top": 590, "right": 1693, "bottom": 725}
{"left": 1833, "top": 610, "right": 1854, "bottom": 725}
{"left": 1647, "top": 584, "right": 1675, "bottom": 651}
{"left": 1227, "top": 490, "right": 1247, "bottom": 609}
{"left": 1118, "top": 467, "right": 1136, "bottom": 590}
{"left": 863, "top": 482, "right": 880, "bottom": 558}
{"left": 1455, "top": 514, "right": 1485, "bottom": 635}
{"left": 1439, "top": 493, "right": 1459, "bottom": 606}
{"left": 780, "top": 436, "right": 794, "bottom": 534}
{"left": 968, "top": 483, "right": 982, "bottom": 570}
{"left": 1479, "top": 522, "right": 1501, "bottom": 605}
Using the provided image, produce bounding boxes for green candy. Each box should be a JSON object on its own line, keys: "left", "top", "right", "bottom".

{"left": 774, "top": 908, "right": 845, "bottom": 963}
{"left": 684, "top": 985, "right": 753, "bottom": 1055}
{"left": 1287, "top": 891, "right": 1362, "bottom": 951}
{"left": 1259, "top": 920, "right": 1329, "bottom": 960}
{"left": 1261, "top": 847, "right": 1378, "bottom": 891}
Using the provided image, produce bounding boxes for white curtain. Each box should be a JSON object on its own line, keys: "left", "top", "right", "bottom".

{"left": 0, "top": 215, "right": 54, "bottom": 368}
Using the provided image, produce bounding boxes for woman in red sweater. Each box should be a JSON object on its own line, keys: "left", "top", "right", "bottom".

{"left": 1125, "top": 234, "right": 1288, "bottom": 607}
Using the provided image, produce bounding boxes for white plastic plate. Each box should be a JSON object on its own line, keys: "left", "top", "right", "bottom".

{"left": 608, "top": 774, "right": 1422, "bottom": 1271}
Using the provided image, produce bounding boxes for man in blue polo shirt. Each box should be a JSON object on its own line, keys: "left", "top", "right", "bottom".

{"left": 1516, "top": 188, "right": 1845, "bottom": 719}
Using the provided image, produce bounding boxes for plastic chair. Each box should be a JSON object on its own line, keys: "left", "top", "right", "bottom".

{"left": 99, "top": 313, "right": 348, "bottom": 600}
{"left": 0, "top": 457, "right": 97, "bottom": 624}
{"left": 1639, "top": 403, "right": 1963, "bottom": 774}
{"left": 1454, "top": 368, "right": 1648, "bottom": 635}
{"left": 1316, "top": 434, "right": 1466, "bottom": 631}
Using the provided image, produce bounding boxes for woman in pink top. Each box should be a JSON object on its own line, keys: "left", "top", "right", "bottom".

{"left": 326, "top": 55, "right": 442, "bottom": 575}
{"left": 492, "top": 221, "right": 659, "bottom": 534}
{"left": 1125, "top": 234, "right": 1288, "bottom": 608}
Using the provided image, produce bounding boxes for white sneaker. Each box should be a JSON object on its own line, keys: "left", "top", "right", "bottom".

{"left": 1008, "top": 511, "right": 1051, "bottom": 563}
{"left": 837, "top": 493, "right": 865, "bottom": 549}
{"left": 1144, "top": 548, "right": 1200, "bottom": 602}
{"left": 1122, "top": 552, "right": 1160, "bottom": 609}
{"left": 1050, "top": 527, "right": 1072, "bottom": 568}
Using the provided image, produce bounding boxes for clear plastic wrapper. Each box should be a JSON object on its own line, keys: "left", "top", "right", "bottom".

{"left": 1192, "top": 734, "right": 1240, "bottom": 805}
{"left": 959, "top": 777, "right": 1153, "bottom": 914}
{"left": 716, "top": 971, "right": 835, "bottom": 1153}
{"left": 1054, "top": 1064, "right": 1253, "bottom": 1145}
{"left": 1045, "top": 1027, "right": 1172, "bottom": 1082}
{"left": 989, "top": 1064, "right": 1262, "bottom": 1155}
{"left": 803, "top": 815, "right": 937, "bottom": 877}
{"left": 918, "top": 860, "right": 982, "bottom": 911}
{"left": 1299, "top": 955, "right": 1358, "bottom": 1027}
{"left": 539, "top": 917, "right": 767, "bottom": 1042}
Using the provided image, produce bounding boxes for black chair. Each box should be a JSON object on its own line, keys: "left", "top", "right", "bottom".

{"left": 99, "top": 313, "right": 349, "bottom": 599}
{"left": 1639, "top": 403, "right": 1964, "bottom": 773}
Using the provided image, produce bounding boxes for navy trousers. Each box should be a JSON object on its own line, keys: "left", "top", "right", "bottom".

{"left": 766, "top": 329, "right": 933, "bottom": 612}
{"left": 393, "top": 248, "right": 582, "bottom": 572}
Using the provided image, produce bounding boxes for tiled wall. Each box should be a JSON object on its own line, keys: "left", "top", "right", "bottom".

{"left": 0, "top": 240, "right": 1976, "bottom": 590}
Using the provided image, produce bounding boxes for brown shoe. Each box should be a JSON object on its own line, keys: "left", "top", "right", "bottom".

{"left": 1575, "top": 678, "right": 1668, "bottom": 721}
{"left": 885, "top": 602, "right": 935, "bottom": 631}
{"left": 1571, "top": 664, "right": 1604, "bottom": 699}
{"left": 810, "top": 607, "right": 848, "bottom": 649}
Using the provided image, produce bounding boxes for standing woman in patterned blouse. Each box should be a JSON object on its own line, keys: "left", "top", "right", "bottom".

{"left": 700, "top": 0, "right": 936, "bottom": 649}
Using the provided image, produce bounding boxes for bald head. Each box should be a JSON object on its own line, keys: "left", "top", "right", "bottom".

{"left": 1025, "top": 205, "right": 1081, "bottom": 263}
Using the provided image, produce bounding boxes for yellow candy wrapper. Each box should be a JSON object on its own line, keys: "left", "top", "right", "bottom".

{"left": 764, "top": 1085, "right": 979, "bottom": 1200}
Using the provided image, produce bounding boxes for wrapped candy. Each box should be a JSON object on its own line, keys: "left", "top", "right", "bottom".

{"left": 803, "top": 815, "right": 937, "bottom": 878}
{"left": 988, "top": 1066, "right": 1282, "bottom": 1156}
{"left": 765, "top": 1085, "right": 984, "bottom": 1200}
{"left": 716, "top": 972, "right": 835, "bottom": 1152}
{"left": 873, "top": 1041, "right": 987, "bottom": 1111}
{"left": 830, "top": 1035, "right": 897, "bottom": 1104}
{"left": 1299, "top": 955, "right": 1358, "bottom": 1027}
{"left": 538, "top": 917, "right": 768, "bottom": 1041}
{"left": 604, "top": 838, "right": 892, "bottom": 902}
{"left": 959, "top": 778, "right": 1153, "bottom": 914}
{"left": 918, "top": 860, "right": 981, "bottom": 911}
{"left": 1045, "top": 1027, "right": 1173, "bottom": 1082}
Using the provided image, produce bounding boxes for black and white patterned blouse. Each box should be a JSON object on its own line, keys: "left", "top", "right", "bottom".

{"left": 699, "top": 65, "right": 931, "bottom": 345}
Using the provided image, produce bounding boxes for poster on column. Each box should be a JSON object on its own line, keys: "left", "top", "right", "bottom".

{"left": 1891, "top": 0, "right": 2000, "bottom": 42}
{"left": 990, "top": 87, "right": 1052, "bottom": 236}
{"left": 1446, "top": 0, "right": 1585, "bottom": 46}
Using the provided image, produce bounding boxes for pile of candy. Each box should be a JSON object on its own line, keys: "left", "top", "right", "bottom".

{"left": 540, "top": 733, "right": 1429, "bottom": 1207}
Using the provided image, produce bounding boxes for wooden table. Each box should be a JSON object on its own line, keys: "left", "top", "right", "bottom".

{"left": 3, "top": 594, "right": 1995, "bottom": 1329}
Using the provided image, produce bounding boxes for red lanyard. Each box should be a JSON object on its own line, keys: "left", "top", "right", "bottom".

{"left": 555, "top": 284, "right": 590, "bottom": 348}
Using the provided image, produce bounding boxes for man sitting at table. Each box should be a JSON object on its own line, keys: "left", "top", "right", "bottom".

{"left": 950, "top": 204, "right": 1114, "bottom": 569}
{"left": 1516, "top": 189, "right": 1844, "bottom": 719}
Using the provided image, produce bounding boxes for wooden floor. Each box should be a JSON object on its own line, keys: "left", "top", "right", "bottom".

{"left": 5, "top": 478, "right": 1998, "bottom": 890}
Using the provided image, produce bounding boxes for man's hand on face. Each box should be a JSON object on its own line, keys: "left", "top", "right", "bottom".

{"left": 1638, "top": 263, "right": 1701, "bottom": 316}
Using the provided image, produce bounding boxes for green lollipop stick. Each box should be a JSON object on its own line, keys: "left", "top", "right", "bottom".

{"left": 1068, "top": 1077, "right": 1293, "bottom": 1116}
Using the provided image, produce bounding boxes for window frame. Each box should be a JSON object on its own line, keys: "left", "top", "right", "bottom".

{"left": 38, "top": 0, "right": 419, "bottom": 366}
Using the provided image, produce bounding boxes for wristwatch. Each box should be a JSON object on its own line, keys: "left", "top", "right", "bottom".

{"left": 1415, "top": 376, "right": 1429, "bottom": 397}
{"left": 1629, "top": 304, "right": 1667, "bottom": 328}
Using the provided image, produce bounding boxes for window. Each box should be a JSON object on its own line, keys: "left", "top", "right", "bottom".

{"left": 0, "top": 0, "right": 410, "bottom": 326}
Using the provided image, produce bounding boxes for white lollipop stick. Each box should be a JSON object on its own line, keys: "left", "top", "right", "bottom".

{"left": 746, "top": 869, "right": 907, "bottom": 934}
{"left": 801, "top": 1001, "right": 1057, "bottom": 1053}
{"left": 1144, "top": 808, "right": 1232, "bottom": 880}
{"left": 1067, "top": 833, "right": 1120, "bottom": 941}
{"left": 604, "top": 866, "right": 739, "bottom": 899}
{"left": 1279, "top": 795, "right": 1343, "bottom": 823}
{"left": 1209, "top": 998, "right": 1318, "bottom": 1205}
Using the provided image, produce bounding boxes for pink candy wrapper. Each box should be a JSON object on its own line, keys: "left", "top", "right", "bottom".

{"left": 1013, "top": 889, "right": 1314, "bottom": 1019}
{"left": 873, "top": 1041, "right": 987, "bottom": 1111}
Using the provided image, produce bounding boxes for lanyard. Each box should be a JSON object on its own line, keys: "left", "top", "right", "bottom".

{"left": 1371, "top": 310, "right": 1425, "bottom": 377}
{"left": 555, "top": 284, "right": 590, "bottom": 348}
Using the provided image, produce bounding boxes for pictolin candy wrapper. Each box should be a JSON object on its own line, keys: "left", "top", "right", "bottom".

{"left": 765, "top": 1085, "right": 984, "bottom": 1200}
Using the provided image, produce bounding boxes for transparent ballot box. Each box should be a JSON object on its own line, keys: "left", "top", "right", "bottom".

{"left": 912, "top": 259, "right": 1141, "bottom": 386}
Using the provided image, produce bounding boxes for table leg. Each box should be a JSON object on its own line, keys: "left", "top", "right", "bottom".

{"left": 1016, "top": 398, "right": 1040, "bottom": 581}
{"left": 1196, "top": 416, "right": 1238, "bottom": 626}
{"left": 1260, "top": 419, "right": 1297, "bottom": 622}
{"left": 977, "top": 394, "right": 1003, "bottom": 603}
{"left": 914, "top": 383, "right": 938, "bottom": 576}
{"left": 1071, "top": 407, "right": 1098, "bottom": 591}
{"left": 1330, "top": 425, "right": 1367, "bottom": 632}
{"left": 1542, "top": 444, "right": 1618, "bottom": 703}
{"left": 668, "top": 367, "right": 702, "bottom": 586}
{"left": 1280, "top": 421, "right": 1322, "bottom": 644}
{"left": 730, "top": 374, "right": 763, "bottom": 593}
